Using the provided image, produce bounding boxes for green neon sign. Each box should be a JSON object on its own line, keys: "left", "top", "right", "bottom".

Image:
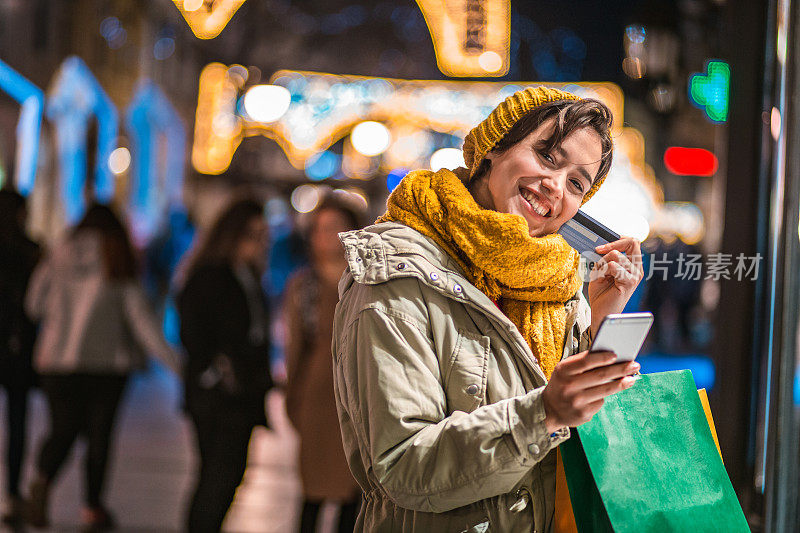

{"left": 689, "top": 60, "right": 730, "bottom": 123}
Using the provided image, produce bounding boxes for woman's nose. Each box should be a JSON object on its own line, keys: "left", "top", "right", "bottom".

{"left": 540, "top": 172, "right": 564, "bottom": 200}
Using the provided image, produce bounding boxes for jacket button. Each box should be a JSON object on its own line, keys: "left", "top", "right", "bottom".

{"left": 465, "top": 384, "right": 479, "bottom": 395}
{"left": 396, "top": 262, "right": 406, "bottom": 270}
{"left": 528, "top": 443, "right": 540, "bottom": 455}
{"left": 509, "top": 489, "right": 530, "bottom": 512}
{"left": 429, "top": 272, "right": 439, "bottom": 281}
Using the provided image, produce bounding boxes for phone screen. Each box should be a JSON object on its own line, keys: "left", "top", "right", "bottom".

{"left": 590, "top": 313, "right": 654, "bottom": 362}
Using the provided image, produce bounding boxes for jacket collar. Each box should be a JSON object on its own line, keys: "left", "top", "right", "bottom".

{"left": 338, "top": 222, "right": 502, "bottom": 326}
{"left": 339, "top": 222, "right": 461, "bottom": 287}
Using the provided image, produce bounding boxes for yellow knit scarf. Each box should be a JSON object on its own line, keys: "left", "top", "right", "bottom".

{"left": 377, "top": 168, "right": 583, "bottom": 378}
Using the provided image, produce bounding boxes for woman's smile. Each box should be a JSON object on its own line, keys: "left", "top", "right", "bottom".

{"left": 519, "top": 187, "right": 553, "bottom": 218}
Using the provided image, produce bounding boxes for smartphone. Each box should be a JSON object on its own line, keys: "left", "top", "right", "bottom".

{"left": 557, "top": 209, "right": 621, "bottom": 268}
{"left": 590, "top": 312, "right": 654, "bottom": 362}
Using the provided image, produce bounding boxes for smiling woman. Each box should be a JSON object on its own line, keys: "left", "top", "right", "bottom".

{"left": 332, "top": 87, "right": 644, "bottom": 532}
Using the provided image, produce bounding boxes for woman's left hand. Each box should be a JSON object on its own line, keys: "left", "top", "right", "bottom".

{"left": 587, "top": 237, "right": 645, "bottom": 338}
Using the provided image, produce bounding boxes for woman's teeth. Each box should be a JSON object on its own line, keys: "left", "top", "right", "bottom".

{"left": 520, "top": 189, "right": 551, "bottom": 217}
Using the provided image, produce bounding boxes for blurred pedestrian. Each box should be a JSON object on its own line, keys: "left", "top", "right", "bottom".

{"left": 0, "top": 190, "right": 40, "bottom": 525}
{"left": 177, "top": 198, "right": 273, "bottom": 533}
{"left": 24, "top": 203, "right": 180, "bottom": 531}
{"left": 284, "top": 196, "right": 363, "bottom": 533}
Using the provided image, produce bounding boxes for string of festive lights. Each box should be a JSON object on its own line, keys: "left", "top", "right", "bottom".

{"left": 192, "top": 66, "right": 626, "bottom": 173}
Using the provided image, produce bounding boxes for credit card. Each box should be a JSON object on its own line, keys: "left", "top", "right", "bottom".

{"left": 557, "top": 210, "right": 620, "bottom": 268}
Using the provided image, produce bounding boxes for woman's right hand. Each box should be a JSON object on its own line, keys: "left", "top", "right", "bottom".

{"left": 542, "top": 350, "right": 639, "bottom": 433}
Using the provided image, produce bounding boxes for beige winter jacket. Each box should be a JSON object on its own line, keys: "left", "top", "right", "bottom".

{"left": 332, "top": 222, "right": 592, "bottom": 532}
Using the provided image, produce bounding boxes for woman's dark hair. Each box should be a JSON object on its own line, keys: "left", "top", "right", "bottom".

{"left": 74, "top": 203, "right": 138, "bottom": 280}
{"left": 309, "top": 194, "right": 364, "bottom": 235}
{"left": 188, "top": 198, "right": 265, "bottom": 274}
{"left": 470, "top": 98, "right": 614, "bottom": 188}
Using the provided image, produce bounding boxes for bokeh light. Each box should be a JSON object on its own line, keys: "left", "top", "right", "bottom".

{"left": 183, "top": 0, "right": 204, "bottom": 12}
{"left": 291, "top": 184, "right": 321, "bottom": 213}
{"left": 100, "top": 17, "right": 127, "bottom": 49}
{"left": 688, "top": 60, "right": 730, "bottom": 123}
{"left": 108, "top": 147, "right": 131, "bottom": 175}
{"left": 99, "top": 17, "right": 120, "bottom": 40}
{"left": 584, "top": 203, "right": 651, "bottom": 242}
{"left": 625, "top": 24, "right": 646, "bottom": 44}
{"left": 227, "top": 65, "right": 249, "bottom": 87}
{"left": 622, "top": 214, "right": 651, "bottom": 242}
{"left": 478, "top": 51, "right": 504, "bottom": 73}
{"left": 387, "top": 168, "right": 409, "bottom": 192}
{"left": 304, "top": 151, "right": 340, "bottom": 181}
{"left": 341, "top": 188, "right": 369, "bottom": 210}
{"left": 771, "top": 107, "right": 781, "bottom": 141}
{"left": 429, "top": 148, "right": 464, "bottom": 171}
{"left": 154, "top": 37, "right": 176, "bottom": 60}
{"left": 243, "top": 84, "right": 291, "bottom": 123}
{"left": 265, "top": 196, "right": 289, "bottom": 227}
{"left": 350, "top": 121, "right": 391, "bottom": 157}
{"left": 622, "top": 57, "right": 645, "bottom": 79}
{"left": 663, "top": 147, "right": 718, "bottom": 176}
{"left": 663, "top": 201, "right": 705, "bottom": 244}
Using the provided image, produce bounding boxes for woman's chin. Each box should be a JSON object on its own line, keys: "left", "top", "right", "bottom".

{"left": 525, "top": 221, "right": 547, "bottom": 238}
{"left": 506, "top": 203, "right": 550, "bottom": 236}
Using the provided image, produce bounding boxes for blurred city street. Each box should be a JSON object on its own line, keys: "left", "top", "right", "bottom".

{"left": 1, "top": 0, "right": 799, "bottom": 530}
{"left": 0, "top": 368, "right": 310, "bottom": 532}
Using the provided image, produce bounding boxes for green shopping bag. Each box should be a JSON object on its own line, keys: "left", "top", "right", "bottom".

{"left": 560, "top": 370, "right": 749, "bottom": 532}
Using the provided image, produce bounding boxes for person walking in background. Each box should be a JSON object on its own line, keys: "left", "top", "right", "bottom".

{"left": 177, "top": 198, "right": 273, "bottom": 533}
{"left": 284, "top": 195, "right": 363, "bottom": 533}
{"left": 23, "top": 203, "right": 181, "bottom": 532}
{"left": 0, "top": 190, "right": 41, "bottom": 526}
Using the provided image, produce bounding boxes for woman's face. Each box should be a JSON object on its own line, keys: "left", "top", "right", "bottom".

{"left": 236, "top": 216, "right": 268, "bottom": 267}
{"left": 477, "top": 119, "right": 603, "bottom": 237}
{"left": 311, "top": 208, "right": 351, "bottom": 261}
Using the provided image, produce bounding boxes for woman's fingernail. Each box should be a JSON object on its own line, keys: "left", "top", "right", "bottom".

{"left": 631, "top": 362, "right": 641, "bottom": 371}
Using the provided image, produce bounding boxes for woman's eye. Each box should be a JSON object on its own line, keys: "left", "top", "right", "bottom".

{"left": 539, "top": 150, "right": 554, "bottom": 164}
{"left": 570, "top": 179, "right": 584, "bottom": 193}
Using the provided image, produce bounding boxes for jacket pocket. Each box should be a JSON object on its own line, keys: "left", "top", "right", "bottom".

{"left": 444, "top": 330, "right": 490, "bottom": 414}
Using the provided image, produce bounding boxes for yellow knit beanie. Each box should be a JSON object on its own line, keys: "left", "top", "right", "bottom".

{"left": 462, "top": 86, "right": 607, "bottom": 204}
